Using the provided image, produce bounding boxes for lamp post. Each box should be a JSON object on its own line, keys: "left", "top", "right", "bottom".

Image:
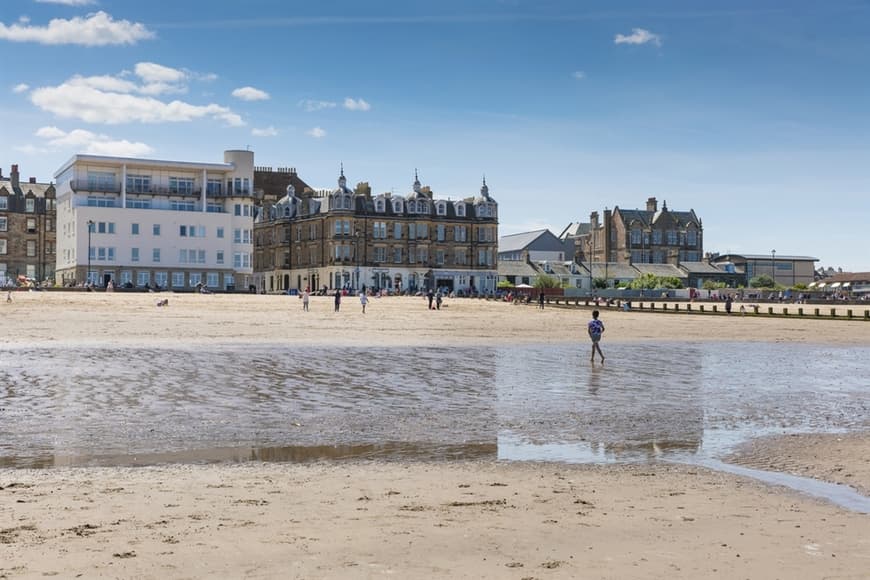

{"left": 771, "top": 249, "right": 776, "bottom": 288}
{"left": 354, "top": 230, "right": 361, "bottom": 292}
{"left": 86, "top": 220, "right": 94, "bottom": 286}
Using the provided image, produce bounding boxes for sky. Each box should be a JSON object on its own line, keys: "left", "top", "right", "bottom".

{"left": 2, "top": 0, "right": 868, "bottom": 271}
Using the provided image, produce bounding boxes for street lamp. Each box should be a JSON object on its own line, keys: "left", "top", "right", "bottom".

{"left": 86, "top": 220, "right": 94, "bottom": 286}
{"left": 771, "top": 249, "right": 776, "bottom": 288}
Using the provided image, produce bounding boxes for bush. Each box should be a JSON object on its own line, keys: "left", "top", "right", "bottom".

{"left": 749, "top": 274, "right": 774, "bottom": 288}
{"left": 534, "top": 274, "right": 561, "bottom": 289}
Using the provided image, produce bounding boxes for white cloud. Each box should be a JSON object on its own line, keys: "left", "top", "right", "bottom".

{"left": 35, "top": 0, "right": 97, "bottom": 5}
{"left": 300, "top": 99, "right": 336, "bottom": 112}
{"left": 0, "top": 11, "right": 154, "bottom": 46}
{"left": 251, "top": 126, "right": 278, "bottom": 137}
{"left": 232, "top": 86, "right": 270, "bottom": 101}
{"left": 13, "top": 144, "right": 49, "bottom": 155}
{"left": 614, "top": 28, "right": 662, "bottom": 47}
{"left": 572, "top": 71, "right": 586, "bottom": 80}
{"left": 307, "top": 126, "right": 327, "bottom": 138}
{"left": 12, "top": 83, "right": 30, "bottom": 93}
{"left": 30, "top": 67, "right": 245, "bottom": 126}
{"left": 343, "top": 97, "right": 371, "bottom": 111}
{"left": 33, "top": 125, "right": 154, "bottom": 157}
{"left": 135, "top": 62, "right": 186, "bottom": 84}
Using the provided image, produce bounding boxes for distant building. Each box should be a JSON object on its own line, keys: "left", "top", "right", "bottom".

{"left": 498, "top": 229, "right": 571, "bottom": 262}
{"left": 253, "top": 168, "right": 499, "bottom": 294}
{"left": 0, "top": 164, "right": 56, "bottom": 284}
{"left": 811, "top": 271, "right": 870, "bottom": 295}
{"left": 709, "top": 253, "right": 818, "bottom": 287}
{"left": 53, "top": 150, "right": 255, "bottom": 290}
{"left": 571, "top": 197, "right": 703, "bottom": 265}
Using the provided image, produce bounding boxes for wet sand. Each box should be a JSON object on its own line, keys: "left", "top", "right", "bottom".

{"left": 2, "top": 292, "right": 870, "bottom": 578}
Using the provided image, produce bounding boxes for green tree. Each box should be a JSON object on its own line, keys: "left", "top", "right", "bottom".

{"left": 497, "top": 280, "right": 514, "bottom": 290}
{"left": 702, "top": 280, "right": 727, "bottom": 290}
{"left": 534, "top": 273, "right": 561, "bottom": 289}
{"left": 749, "top": 274, "right": 774, "bottom": 288}
{"left": 592, "top": 277, "right": 608, "bottom": 289}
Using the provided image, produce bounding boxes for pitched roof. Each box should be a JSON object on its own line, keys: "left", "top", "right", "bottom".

{"left": 498, "top": 260, "right": 540, "bottom": 277}
{"left": 678, "top": 261, "right": 728, "bottom": 274}
{"left": 633, "top": 264, "right": 687, "bottom": 279}
{"left": 498, "top": 229, "right": 555, "bottom": 253}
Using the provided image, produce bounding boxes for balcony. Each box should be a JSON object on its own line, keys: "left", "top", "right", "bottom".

{"left": 70, "top": 180, "right": 120, "bottom": 194}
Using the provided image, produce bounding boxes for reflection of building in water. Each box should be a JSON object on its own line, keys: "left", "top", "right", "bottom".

{"left": 495, "top": 344, "right": 704, "bottom": 462}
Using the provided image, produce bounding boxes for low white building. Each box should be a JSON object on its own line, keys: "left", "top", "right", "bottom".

{"left": 54, "top": 150, "right": 255, "bottom": 290}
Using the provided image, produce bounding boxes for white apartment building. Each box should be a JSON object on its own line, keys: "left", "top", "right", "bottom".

{"left": 54, "top": 150, "right": 255, "bottom": 291}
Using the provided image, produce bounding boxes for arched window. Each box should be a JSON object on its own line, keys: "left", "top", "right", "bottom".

{"left": 394, "top": 200, "right": 402, "bottom": 213}
{"left": 375, "top": 199, "right": 384, "bottom": 212}
{"left": 436, "top": 202, "right": 446, "bottom": 216}
{"left": 455, "top": 203, "right": 465, "bottom": 217}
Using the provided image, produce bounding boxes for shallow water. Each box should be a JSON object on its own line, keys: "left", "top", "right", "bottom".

{"left": 1, "top": 342, "right": 868, "bottom": 470}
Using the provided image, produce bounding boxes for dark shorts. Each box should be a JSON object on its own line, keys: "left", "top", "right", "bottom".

{"left": 590, "top": 333, "right": 601, "bottom": 343}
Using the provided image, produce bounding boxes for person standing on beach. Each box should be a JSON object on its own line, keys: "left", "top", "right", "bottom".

{"left": 538, "top": 291, "right": 545, "bottom": 310}
{"left": 302, "top": 289, "right": 310, "bottom": 312}
{"left": 427, "top": 288, "right": 435, "bottom": 310}
{"left": 334, "top": 289, "right": 341, "bottom": 312}
{"left": 360, "top": 291, "right": 368, "bottom": 314}
{"left": 587, "top": 310, "right": 605, "bottom": 363}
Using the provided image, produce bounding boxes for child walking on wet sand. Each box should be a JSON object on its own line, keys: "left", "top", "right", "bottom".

{"left": 587, "top": 310, "right": 605, "bottom": 363}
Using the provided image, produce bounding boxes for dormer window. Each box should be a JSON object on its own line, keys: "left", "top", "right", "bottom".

{"left": 408, "top": 201, "right": 416, "bottom": 214}
{"left": 344, "top": 196, "right": 352, "bottom": 210}
{"left": 418, "top": 201, "right": 428, "bottom": 214}
{"left": 436, "top": 202, "right": 446, "bottom": 216}
{"left": 455, "top": 202, "right": 465, "bottom": 217}
{"left": 393, "top": 200, "right": 403, "bottom": 213}
{"left": 375, "top": 199, "right": 385, "bottom": 212}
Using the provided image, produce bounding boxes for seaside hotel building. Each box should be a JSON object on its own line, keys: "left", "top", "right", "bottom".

{"left": 53, "top": 150, "right": 255, "bottom": 291}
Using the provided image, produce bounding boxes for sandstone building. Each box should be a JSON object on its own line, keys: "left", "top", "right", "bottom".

{"left": 0, "top": 164, "right": 56, "bottom": 284}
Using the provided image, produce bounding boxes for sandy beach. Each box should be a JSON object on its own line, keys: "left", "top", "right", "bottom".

{"left": 2, "top": 292, "right": 869, "bottom": 579}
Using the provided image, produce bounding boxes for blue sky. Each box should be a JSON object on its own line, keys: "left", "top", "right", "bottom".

{"left": 2, "top": 0, "right": 868, "bottom": 270}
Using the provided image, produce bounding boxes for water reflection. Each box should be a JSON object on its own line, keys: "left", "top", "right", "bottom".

{"left": 0, "top": 342, "right": 868, "bottom": 468}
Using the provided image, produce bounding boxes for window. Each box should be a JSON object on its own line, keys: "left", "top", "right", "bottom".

{"left": 27, "top": 241, "right": 37, "bottom": 257}
{"left": 393, "top": 247, "right": 402, "bottom": 263}
{"left": 417, "top": 224, "right": 428, "bottom": 239}
{"left": 128, "top": 199, "right": 151, "bottom": 209}
{"left": 207, "top": 179, "right": 222, "bottom": 195}
{"left": 375, "top": 199, "right": 385, "bottom": 212}
{"left": 224, "top": 274, "right": 234, "bottom": 289}
{"left": 26, "top": 198, "right": 35, "bottom": 213}
{"left": 687, "top": 229, "right": 697, "bottom": 246}
{"left": 0, "top": 197, "right": 7, "bottom": 210}
{"left": 171, "top": 272, "right": 185, "bottom": 288}
{"left": 107, "top": 247, "right": 115, "bottom": 261}
{"left": 132, "top": 223, "right": 139, "bottom": 235}
{"left": 131, "top": 248, "right": 140, "bottom": 262}
{"left": 437, "top": 224, "right": 445, "bottom": 241}
{"left": 436, "top": 250, "right": 445, "bottom": 265}
{"left": 234, "top": 203, "right": 241, "bottom": 216}
{"left": 374, "top": 247, "right": 386, "bottom": 262}
{"left": 153, "top": 248, "right": 161, "bottom": 263}
{"left": 155, "top": 272, "right": 167, "bottom": 288}
{"left": 206, "top": 272, "right": 219, "bottom": 288}
{"left": 454, "top": 249, "right": 467, "bottom": 265}
{"left": 179, "top": 249, "right": 188, "bottom": 264}
{"left": 234, "top": 229, "right": 242, "bottom": 243}
{"left": 198, "top": 250, "right": 206, "bottom": 264}
{"left": 631, "top": 228, "right": 642, "bottom": 244}
{"left": 373, "top": 222, "right": 386, "bottom": 239}
{"left": 86, "top": 196, "right": 116, "bottom": 207}
{"left": 217, "top": 227, "right": 224, "bottom": 239}
{"left": 126, "top": 174, "right": 151, "bottom": 193}
{"left": 436, "top": 202, "right": 446, "bottom": 216}
{"left": 87, "top": 171, "right": 115, "bottom": 191}
{"left": 153, "top": 224, "right": 161, "bottom": 236}
{"left": 408, "top": 223, "right": 416, "bottom": 239}
{"left": 652, "top": 230, "right": 662, "bottom": 244}
{"left": 169, "top": 176, "right": 194, "bottom": 195}
{"left": 180, "top": 225, "right": 188, "bottom": 237}
{"left": 0, "top": 217, "right": 5, "bottom": 231}
{"left": 27, "top": 218, "right": 37, "bottom": 233}
{"left": 137, "top": 272, "right": 150, "bottom": 287}
{"left": 454, "top": 226, "right": 467, "bottom": 242}
{"left": 216, "top": 250, "right": 224, "bottom": 265}
{"left": 46, "top": 219, "right": 53, "bottom": 232}
{"left": 417, "top": 247, "right": 428, "bottom": 263}
{"left": 97, "top": 247, "right": 106, "bottom": 260}
{"left": 667, "top": 230, "right": 678, "bottom": 245}
{"left": 120, "top": 271, "right": 132, "bottom": 285}
{"left": 234, "top": 253, "right": 242, "bottom": 268}
{"left": 170, "top": 200, "right": 195, "bottom": 211}
{"left": 393, "top": 200, "right": 402, "bottom": 213}
{"left": 98, "top": 222, "right": 107, "bottom": 234}
{"left": 394, "top": 223, "right": 402, "bottom": 239}
{"left": 456, "top": 203, "right": 465, "bottom": 217}
{"left": 0, "top": 240, "right": 6, "bottom": 254}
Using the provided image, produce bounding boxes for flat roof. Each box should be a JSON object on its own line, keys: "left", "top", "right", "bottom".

{"left": 54, "top": 154, "right": 234, "bottom": 179}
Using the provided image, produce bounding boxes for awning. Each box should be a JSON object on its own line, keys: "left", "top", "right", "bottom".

{"left": 830, "top": 282, "right": 841, "bottom": 288}
{"left": 842, "top": 282, "right": 851, "bottom": 288}
{"left": 807, "top": 282, "right": 817, "bottom": 288}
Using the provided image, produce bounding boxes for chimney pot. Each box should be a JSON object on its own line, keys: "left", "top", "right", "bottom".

{"left": 646, "top": 197, "right": 658, "bottom": 212}
{"left": 29, "top": 177, "right": 37, "bottom": 184}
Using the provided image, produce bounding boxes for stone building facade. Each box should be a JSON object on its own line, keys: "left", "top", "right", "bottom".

{"left": 0, "top": 164, "right": 56, "bottom": 284}
{"left": 253, "top": 168, "right": 499, "bottom": 295}
{"left": 575, "top": 197, "right": 703, "bottom": 266}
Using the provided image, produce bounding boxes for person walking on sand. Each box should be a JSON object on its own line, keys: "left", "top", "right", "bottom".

{"left": 538, "top": 291, "right": 545, "bottom": 310}
{"left": 302, "top": 289, "right": 310, "bottom": 312}
{"left": 587, "top": 310, "right": 605, "bottom": 363}
{"left": 360, "top": 291, "right": 368, "bottom": 314}
{"left": 334, "top": 289, "right": 341, "bottom": 312}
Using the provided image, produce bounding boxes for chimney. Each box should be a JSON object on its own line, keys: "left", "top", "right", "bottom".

{"left": 590, "top": 211, "right": 599, "bottom": 228}
{"left": 29, "top": 177, "right": 37, "bottom": 184}
{"left": 646, "top": 197, "right": 657, "bottom": 212}
{"left": 11, "top": 164, "right": 20, "bottom": 188}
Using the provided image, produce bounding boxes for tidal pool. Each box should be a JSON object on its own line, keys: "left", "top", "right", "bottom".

{"left": 1, "top": 342, "right": 868, "bottom": 469}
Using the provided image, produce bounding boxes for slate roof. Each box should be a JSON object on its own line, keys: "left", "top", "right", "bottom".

{"left": 498, "top": 229, "right": 553, "bottom": 253}
{"left": 678, "top": 262, "right": 728, "bottom": 274}
{"left": 616, "top": 207, "right": 700, "bottom": 228}
{"left": 498, "top": 260, "right": 541, "bottom": 278}
{"left": 581, "top": 262, "right": 639, "bottom": 280}
{"left": 633, "top": 264, "right": 687, "bottom": 279}
{"left": 712, "top": 253, "right": 818, "bottom": 262}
